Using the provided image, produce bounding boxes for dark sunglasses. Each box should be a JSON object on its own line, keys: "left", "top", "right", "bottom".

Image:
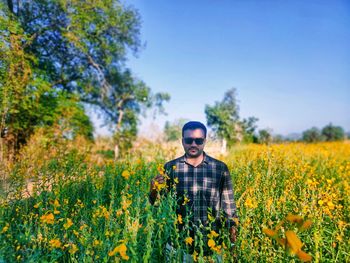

{"left": 183, "top": 137, "right": 205, "bottom": 145}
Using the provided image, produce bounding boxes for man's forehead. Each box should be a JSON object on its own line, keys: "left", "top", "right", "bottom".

{"left": 183, "top": 129, "right": 205, "bottom": 137}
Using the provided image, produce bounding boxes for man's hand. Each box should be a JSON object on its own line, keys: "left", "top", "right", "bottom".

{"left": 229, "top": 226, "right": 237, "bottom": 243}
{"left": 150, "top": 174, "right": 165, "bottom": 198}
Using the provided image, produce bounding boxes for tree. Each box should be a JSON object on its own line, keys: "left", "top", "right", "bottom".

{"left": 0, "top": 12, "right": 57, "bottom": 159}
{"left": 258, "top": 129, "right": 272, "bottom": 144}
{"left": 1, "top": 1, "right": 170, "bottom": 158}
{"left": 164, "top": 118, "right": 188, "bottom": 142}
{"left": 205, "top": 88, "right": 241, "bottom": 153}
{"left": 321, "top": 123, "right": 345, "bottom": 141}
{"left": 241, "top": 116, "right": 259, "bottom": 143}
{"left": 272, "top": 134, "right": 284, "bottom": 143}
{"left": 0, "top": 5, "right": 94, "bottom": 161}
{"left": 302, "top": 127, "right": 323, "bottom": 143}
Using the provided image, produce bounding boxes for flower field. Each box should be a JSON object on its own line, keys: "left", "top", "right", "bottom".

{"left": 0, "top": 141, "right": 349, "bottom": 262}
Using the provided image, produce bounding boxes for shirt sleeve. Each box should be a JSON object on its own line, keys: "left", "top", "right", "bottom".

{"left": 220, "top": 164, "right": 238, "bottom": 227}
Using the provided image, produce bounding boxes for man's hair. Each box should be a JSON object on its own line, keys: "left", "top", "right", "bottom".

{"left": 182, "top": 121, "right": 207, "bottom": 138}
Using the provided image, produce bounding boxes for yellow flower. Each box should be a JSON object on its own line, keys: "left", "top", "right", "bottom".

{"left": 121, "top": 198, "right": 132, "bottom": 211}
{"left": 263, "top": 228, "right": 277, "bottom": 238}
{"left": 192, "top": 251, "right": 198, "bottom": 262}
{"left": 207, "top": 230, "right": 219, "bottom": 239}
{"left": 157, "top": 164, "right": 165, "bottom": 175}
{"left": 208, "top": 213, "right": 215, "bottom": 222}
{"left": 300, "top": 220, "right": 312, "bottom": 231}
{"left": 40, "top": 213, "right": 54, "bottom": 225}
{"left": 69, "top": 244, "right": 79, "bottom": 254}
{"left": 1, "top": 223, "right": 9, "bottom": 233}
{"left": 122, "top": 170, "right": 130, "bottom": 180}
{"left": 53, "top": 199, "right": 60, "bottom": 207}
{"left": 116, "top": 209, "right": 123, "bottom": 217}
{"left": 129, "top": 221, "right": 142, "bottom": 233}
{"left": 185, "top": 237, "right": 194, "bottom": 246}
{"left": 108, "top": 243, "right": 129, "bottom": 260}
{"left": 327, "top": 201, "right": 335, "bottom": 210}
{"left": 63, "top": 218, "right": 73, "bottom": 230}
{"left": 93, "top": 240, "right": 103, "bottom": 247}
{"left": 296, "top": 250, "right": 312, "bottom": 262}
{"left": 338, "top": 220, "right": 346, "bottom": 228}
{"left": 49, "top": 239, "right": 62, "bottom": 249}
{"left": 336, "top": 234, "right": 343, "bottom": 242}
{"left": 285, "top": 231, "right": 303, "bottom": 254}
{"left": 177, "top": 214, "right": 183, "bottom": 224}
{"left": 286, "top": 214, "right": 303, "bottom": 224}
{"left": 153, "top": 181, "right": 166, "bottom": 191}
{"left": 212, "top": 244, "right": 222, "bottom": 253}
{"left": 182, "top": 196, "right": 190, "bottom": 205}
{"left": 244, "top": 197, "right": 257, "bottom": 209}
{"left": 208, "top": 239, "right": 216, "bottom": 248}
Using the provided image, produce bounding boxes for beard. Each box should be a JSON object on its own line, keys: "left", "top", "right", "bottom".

{"left": 186, "top": 147, "right": 203, "bottom": 158}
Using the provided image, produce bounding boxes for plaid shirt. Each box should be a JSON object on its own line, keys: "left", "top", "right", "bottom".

{"left": 151, "top": 152, "right": 238, "bottom": 229}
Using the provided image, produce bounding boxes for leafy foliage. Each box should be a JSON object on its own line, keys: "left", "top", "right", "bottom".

{"left": 164, "top": 118, "right": 188, "bottom": 142}
{"left": 302, "top": 127, "right": 323, "bottom": 143}
{"left": 1, "top": 141, "right": 349, "bottom": 261}
{"left": 321, "top": 123, "right": 345, "bottom": 141}
{"left": 258, "top": 129, "right": 272, "bottom": 144}
{"left": 205, "top": 88, "right": 258, "bottom": 146}
{"left": 205, "top": 88, "right": 241, "bottom": 146}
{"left": 301, "top": 124, "right": 346, "bottom": 143}
{"left": 241, "top": 117, "right": 259, "bottom": 143}
{"left": 0, "top": 0, "right": 169, "bottom": 157}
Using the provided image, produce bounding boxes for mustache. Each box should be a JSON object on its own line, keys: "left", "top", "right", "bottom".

{"left": 189, "top": 147, "right": 198, "bottom": 150}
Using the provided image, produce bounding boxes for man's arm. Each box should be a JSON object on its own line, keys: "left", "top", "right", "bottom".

{"left": 220, "top": 165, "right": 239, "bottom": 242}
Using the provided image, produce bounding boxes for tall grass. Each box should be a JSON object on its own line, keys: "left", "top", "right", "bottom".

{"left": 0, "top": 140, "right": 349, "bottom": 262}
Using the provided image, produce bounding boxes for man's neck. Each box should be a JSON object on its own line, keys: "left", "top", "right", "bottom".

{"left": 185, "top": 153, "right": 204, "bottom": 167}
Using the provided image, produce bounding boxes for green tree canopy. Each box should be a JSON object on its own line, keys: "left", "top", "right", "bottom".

{"left": 205, "top": 88, "right": 241, "bottom": 147}
{"left": 205, "top": 88, "right": 259, "bottom": 148}
{"left": 241, "top": 116, "right": 259, "bottom": 143}
{"left": 164, "top": 118, "right": 188, "bottom": 142}
{"left": 258, "top": 129, "right": 272, "bottom": 144}
{"left": 321, "top": 123, "right": 345, "bottom": 141}
{"left": 302, "top": 127, "right": 323, "bottom": 143}
{"left": 1, "top": 0, "right": 170, "bottom": 158}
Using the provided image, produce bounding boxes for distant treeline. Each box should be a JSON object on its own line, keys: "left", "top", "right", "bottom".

{"left": 164, "top": 88, "right": 348, "bottom": 146}
{"left": 252, "top": 123, "right": 348, "bottom": 144}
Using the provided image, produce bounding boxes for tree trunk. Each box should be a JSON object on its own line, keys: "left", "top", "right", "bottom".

{"left": 114, "top": 144, "right": 119, "bottom": 160}
{"left": 221, "top": 138, "right": 227, "bottom": 155}
{"left": 114, "top": 107, "right": 124, "bottom": 160}
{"left": 7, "top": 0, "right": 14, "bottom": 13}
{"left": 0, "top": 137, "right": 4, "bottom": 180}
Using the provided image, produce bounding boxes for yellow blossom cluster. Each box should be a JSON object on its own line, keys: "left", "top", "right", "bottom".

{"left": 108, "top": 243, "right": 129, "bottom": 260}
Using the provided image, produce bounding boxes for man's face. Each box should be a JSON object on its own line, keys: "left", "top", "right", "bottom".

{"left": 182, "top": 128, "right": 206, "bottom": 158}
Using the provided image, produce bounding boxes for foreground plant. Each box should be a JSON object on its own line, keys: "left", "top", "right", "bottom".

{"left": 263, "top": 214, "right": 313, "bottom": 262}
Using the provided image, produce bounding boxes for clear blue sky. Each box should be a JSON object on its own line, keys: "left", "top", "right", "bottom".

{"left": 94, "top": 0, "right": 350, "bottom": 136}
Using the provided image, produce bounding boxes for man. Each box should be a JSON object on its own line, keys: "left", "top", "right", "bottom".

{"left": 150, "top": 121, "right": 238, "bottom": 257}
